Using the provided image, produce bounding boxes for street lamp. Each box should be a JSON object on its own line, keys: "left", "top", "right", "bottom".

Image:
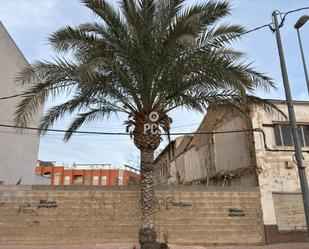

{"left": 294, "top": 15, "right": 309, "bottom": 95}
{"left": 272, "top": 11, "right": 309, "bottom": 235}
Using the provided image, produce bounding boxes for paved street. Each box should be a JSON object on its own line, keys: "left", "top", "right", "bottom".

{"left": 1, "top": 243, "right": 309, "bottom": 249}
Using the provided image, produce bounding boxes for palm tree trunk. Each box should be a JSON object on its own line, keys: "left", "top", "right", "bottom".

{"left": 139, "top": 148, "right": 157, "bottom": 249}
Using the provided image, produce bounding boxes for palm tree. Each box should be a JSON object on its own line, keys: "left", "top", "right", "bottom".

{"left": 14, "top": 0, "right": 278, "bottom": 248}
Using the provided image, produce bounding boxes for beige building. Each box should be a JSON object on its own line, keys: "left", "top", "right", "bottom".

{"left": 154, "top": 99, "right": 309, "bottom": 242}
{"left": 0, "top": 21, "right": 46, "bottom": 184}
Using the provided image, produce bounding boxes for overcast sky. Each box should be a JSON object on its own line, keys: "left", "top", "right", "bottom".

{"left": 0, "top": 0, "right": 308, "bottom": 168}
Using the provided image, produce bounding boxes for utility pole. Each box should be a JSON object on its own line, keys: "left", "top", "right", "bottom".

{"left": 272, "top": 10, "right": 309, "bottom": 235}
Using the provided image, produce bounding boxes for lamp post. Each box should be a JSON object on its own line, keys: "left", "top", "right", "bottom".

{"left": 272, "top": 11, "right": 309, "bottom": 235}
{"left": 295, "top": 15, "right": 309, "bottom": 95}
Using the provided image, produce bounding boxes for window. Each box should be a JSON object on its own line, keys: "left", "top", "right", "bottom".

{"left": 92, "top": 176, "right": 99, "bottom": 185}
{"left": 54, "top": 173, "right": 61, "bottom": 185}
{"left": 274, "top": 124, "right": 309, "bottom": 147}
{"left": 84, "top": 175, "right": 90, "bottom": 185}
{"left": 73, "top": 175, "right": 83, "bottom": 185}
{"left": 101, "top": 176, "right": 107, "bottom": 185}
{"left": 118, "top": 176, "right": 124, "bottom": 185}
{"left": 64, "top": 176, "right": 70, "bottom": 185}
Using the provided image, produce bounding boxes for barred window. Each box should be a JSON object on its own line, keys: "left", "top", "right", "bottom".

{"left": 274, "top": 124, "right": 309, "bottom": 147}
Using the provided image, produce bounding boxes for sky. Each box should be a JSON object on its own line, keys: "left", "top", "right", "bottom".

{"left": 0, "top": 0, "right": 309, "bottom": 168}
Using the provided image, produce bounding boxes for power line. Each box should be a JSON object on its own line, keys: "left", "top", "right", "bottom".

{"left": 172, "top": 123, "right": 200, "bottom": 129}
{"left": 0, "top": 124, "right": 128, "bottom": 136}
{"left": 0, "top": 93, "right": 27, "bottom": 100}
{"left": 0, "top": 123, "right": 258, "bottom": 136}
{"left": 279, "top": 6, "right": 309, "bottom": 27}
{"left": 242, "top": 23, "right": 274, "bottom": 36}
{"left": 281, "top": 7, "right": 309, "bottom": 18}
{"left": 0, "top": 83, "right": 75, "bottom": 101}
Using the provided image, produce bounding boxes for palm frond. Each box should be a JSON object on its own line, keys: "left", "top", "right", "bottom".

{"left": 165, "top": 1, "right": 231, "bottom": 46}
{"left": 38, "top": 93, "right": 94, "bottom": 134}
{"left": 48, "top": 26, "right": 100, "bottom": 52}
{"left": 198, "top": 23, "right": 245, "bottom": 48}
{"left": 14, "top": 0, "right": 278, "bottom": 141}
{"left": 64, "top": 107, "right": 118, "bottom": 140}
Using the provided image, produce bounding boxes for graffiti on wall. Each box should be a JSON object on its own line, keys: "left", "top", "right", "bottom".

{"left": 78, "top": 196, "right": 116, "bottom": 220}
{"left": 154, "top": 196, "right": 192, "bottom": 213}
{"left": 17, "top": 203, "right": 39, "bottom": 216}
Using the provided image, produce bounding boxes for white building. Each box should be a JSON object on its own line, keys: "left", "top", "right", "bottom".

{"left": 0, "top": 21, "right": 47, "bottom": 184}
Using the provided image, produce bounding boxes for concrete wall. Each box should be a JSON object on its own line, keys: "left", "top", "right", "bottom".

{"left": 0, "top": 186, "right": 264, "bottom": 246}
{"left": 252, "top": 101, "right": 309, "bottom": 228}
{"left": 0, "top": 22, "right": 46, "bottom": 185}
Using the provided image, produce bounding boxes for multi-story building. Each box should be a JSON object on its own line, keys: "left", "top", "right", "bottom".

{"left": 36, "top": 161, "right": 140, "bottom": 186}
{"left": 154, "top": 99, "right": 309, "bottom": 243}
{"left": 0, "top": 21, "right": 46, "bottom": 184}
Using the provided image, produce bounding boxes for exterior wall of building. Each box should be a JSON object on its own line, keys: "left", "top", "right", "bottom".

{"left": 173, "top": 136, "right": 193, "bottom": 183}
{"left": 0, "top": 22, "right": 45, "bottom": 185}
{"left": 35, "top": 165, "right": 140, "bottom": 186}
{"left": 176, "top": 105, "right": 257, "bottom": 186}
{"left": 183, "top": 145, "right": 207, "bottom": 183}
{"left": 154, "top": 147, "right": 171, "bottom": 185}
{"left": 273, "top": 193, "right": 306, "bottom": 231}
{"left": 175, "top": 153, "right": 185, "bottom": 183}
{"left": 212, "top": 115, "right": 258, "bottom": 187}
{"left": 0, "top": 185, "right": 264, "bottom": 246}
{"left": 252, "top": 101, "right": 309, "bottom": 232}
{"left": 154, "top": 100, "right": 309, "bottom": 242}
{"left": 154, "top": 105, "right": 258, "bottom": 186}
{"left": 214, "top": 117, "right": 251, "bottom": 172}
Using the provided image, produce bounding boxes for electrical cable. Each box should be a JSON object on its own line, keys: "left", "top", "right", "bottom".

{"left": 0, "top": 83, "right": 75, "bottom": 101}
{"left": 0, "top": 123, "right": 258, "bottom": 136}
{"left": 279, "top": 6, "right": 309, "bottom": 28}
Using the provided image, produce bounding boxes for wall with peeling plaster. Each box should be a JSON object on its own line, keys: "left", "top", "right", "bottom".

{"left": 252, "top": 101, "right": 309, "bottom": 228}
{"left": 214, "top": 117, "right": 251, "bottom": 172}
{"left": 154, "top": 105, "right": 258, "bottom": 186}
{"left": 154, "top": 100, "right": 309, "bottom": 235}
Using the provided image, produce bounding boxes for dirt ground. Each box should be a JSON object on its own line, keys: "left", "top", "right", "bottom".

{"left": 1, "top": 243, "right": 309, "bottom": 249}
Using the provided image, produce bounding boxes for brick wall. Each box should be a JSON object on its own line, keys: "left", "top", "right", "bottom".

{"left": 0, "top": 186, "right": 264, "bottom": 246}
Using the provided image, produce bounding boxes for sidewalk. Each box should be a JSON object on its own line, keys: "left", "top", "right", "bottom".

{"left": 1, "top": 243, "right": 309, "bottom": 249}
